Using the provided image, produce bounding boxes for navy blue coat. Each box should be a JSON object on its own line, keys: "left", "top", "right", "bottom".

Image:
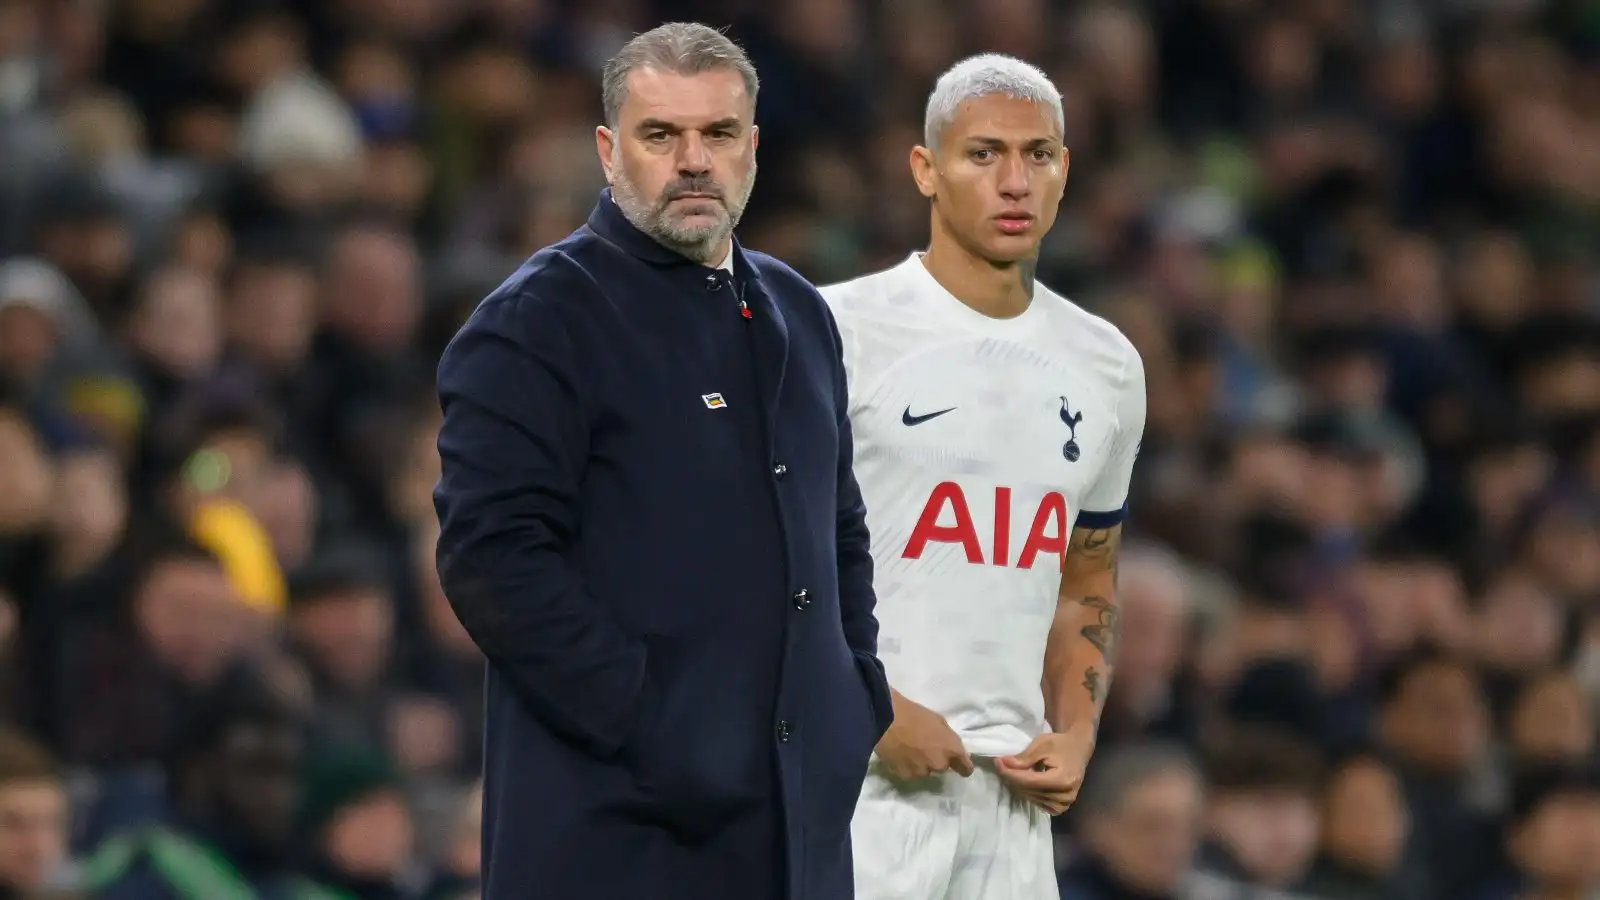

{"left": 433, "top": 191, "right": 893, "bottom": 900}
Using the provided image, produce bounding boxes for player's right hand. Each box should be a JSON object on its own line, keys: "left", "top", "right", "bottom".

{"left": 875, "top": 691, "right": 974, "bottom": 780}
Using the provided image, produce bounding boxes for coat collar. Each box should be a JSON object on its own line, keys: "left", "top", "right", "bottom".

{"left": 584, "top": 188, "right": 762, "bottom": 285}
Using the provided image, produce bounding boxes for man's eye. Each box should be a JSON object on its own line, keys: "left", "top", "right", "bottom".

{"left": 971, "top": 149, "right": 993, "bottom": 162}
{"left": 645, "top": 132, "right": 669, "bottom": 143}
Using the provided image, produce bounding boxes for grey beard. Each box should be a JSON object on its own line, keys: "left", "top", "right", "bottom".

{"left": 610, "top": 162, "right": 757, "bottom": 264}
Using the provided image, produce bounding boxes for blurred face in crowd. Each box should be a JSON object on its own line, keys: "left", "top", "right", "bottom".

{"left": 1509, "top": 672, "right": 1594, "bottom": 765}
{"left": 208, "top": 720, "right": 303, "bottom": 853}
{"left": 597, "top": 65, "right": 759, "bottom": 265}
{"left": 1111, "top": 560, "right": 1189, "bottom": 708}
{"left": 215, "top": 12, "right": 302, "bottom": 95}
{"left": 128, "top": 266, "right": 223, "bottom": 380}
{"left": 1511, "top": 792, "right": 1600, "bottom": 891}
{"left": 170, "top": 211, "right": 233, "bottom": 277}
{"left": 440, "top": 44, "right": 537, "bottom": 125}
{"left": 289, "top": 588, "right": 394, "bottom": 694}
{"left": 0, "top": 779, "right": 68, "bottom": 891}
{"left": 1522, "top": 505, "right": 1600, "bottom": 602}
{"left": 1299, "top": 448, "right": 1363, "bottom": 532}
{"left": 1086, "top": 770, "right": 1204, "bottom": 894}
{"left": 251, "top": 462, "right": 317, "bottom": 572}
{"left": 1321, "top": 757, "right": 1409, "bottom": 876}
{"left": 913, "top": 93, "right": 1068, "bottom": 265}
{"left": 1472, "top": 572, "right": 1563, "bottom": 674}
{"left": 1373, "top": 235, "right": 1445, "bottom": 329}
{"left": 1207, "top": 785, "right": 1321, "bottom": 888}
{"left": 1304, "top": 351, "right": 1388, "bottom": 414}
{"left": 228, "top": 260, "right": 317, "bottom": 372}
{"left": 1380, "top": 660, "right": 1490, "bottom": 776}
{"left": 0, "top": 410, "right": 53, "bottom": 534}
{"left": 134, "top": 556, "right": 249, "bottom": 685}
{"left": 322, "top": 228, "right": 421, "bottom": 355}
{"left": 166, "top": 99, "right": 238, "bottom": 162}
{"left": 0, "top": 302, "right": 58, "bottom": 385}
{"left": 1223, "top": 431, "right": 1309, "bottom": 511}
{"left": 172, "top": 428, "right": 275, "bottom": 518}
{"left": 1469, "top": 442, "right": 1553, "bottom": 532}
{"left": 1519, "top": 352, "right": 1600, "bottom": 422}
{"left": 48, "top": 448, "right": 127, "bottom": 573}
{"left": 321, "top": 790, "right": 414, "bottom": 881}
{"left": 1360, "top": 560, "right": 1471, "bottom": 655}
{"left": 1454, "top": 231, "right": 1531, "bottom": 330}
{"left": 1370, "top": 36, "right": 1439, "bottom": 121}
{"left": 37, "top": 215, "right": 133, "bottom": 299}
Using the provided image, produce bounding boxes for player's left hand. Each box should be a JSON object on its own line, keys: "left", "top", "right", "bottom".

{"left": 994, "top": 728, "right": 1096, "bottom": 815}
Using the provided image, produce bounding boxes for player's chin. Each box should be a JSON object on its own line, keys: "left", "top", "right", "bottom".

{"left": 979, "top": 235, "right": 1043, "bottom": 264}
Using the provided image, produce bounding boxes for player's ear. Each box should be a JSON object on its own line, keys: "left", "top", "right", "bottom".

{"left": 1059, "top": 146, "right": 1071, "bottom": 198}
{"left": 596, "top": 126, "right": 617, "bottom": 182}
{"left": 910, "top": 145, "right": 938, "bottom": 199}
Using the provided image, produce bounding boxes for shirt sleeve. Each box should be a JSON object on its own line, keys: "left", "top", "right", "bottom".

{"left": 1076, "top": 345, "right": 1147, "bottom": 529}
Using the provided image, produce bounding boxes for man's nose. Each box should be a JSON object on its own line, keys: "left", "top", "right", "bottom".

{"left": 677, "top": 134, "right": 712, "bottom": 176}
{"left": 998, "top": 156, "right": 1031, "bottom": 197}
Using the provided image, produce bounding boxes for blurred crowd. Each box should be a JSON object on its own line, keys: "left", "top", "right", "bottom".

{"left": 0, "top": 0, "right": 1598, "bottom": 898}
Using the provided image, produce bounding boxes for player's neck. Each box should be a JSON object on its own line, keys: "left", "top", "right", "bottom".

{"left": 921, "top": 237, "right": 1036, "bottom": 321}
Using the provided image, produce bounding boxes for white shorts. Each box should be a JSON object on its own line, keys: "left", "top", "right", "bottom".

{"left": 851, "top": 757, "right": 1058, "bottom": 900}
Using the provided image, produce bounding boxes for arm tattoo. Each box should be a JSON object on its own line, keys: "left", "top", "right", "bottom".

{"left": 1083, "top": 667, "right": 1105, "bottom": 704}
{"left": 1078, "top": 595, "right": 1119, "bottom": 662}
{"left": 1069, "top": 526, "right": 1120, "bottom": 572}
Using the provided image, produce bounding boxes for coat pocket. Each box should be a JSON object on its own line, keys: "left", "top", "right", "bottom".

{"left": 619, "top": 633, "right": 769, "bottom": 836}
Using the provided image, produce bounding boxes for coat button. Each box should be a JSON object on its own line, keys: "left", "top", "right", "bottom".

{"left": 772, "top": 462, "right": 787, "bottom": 479}
{"left": 776, "top": 720, "right": 791, "bottom": 743}
{"left": 705, "top": 274, "right": 722, "bottom": 291}
{"left": 792, "top": 588, "right": 810, "bottom": 610}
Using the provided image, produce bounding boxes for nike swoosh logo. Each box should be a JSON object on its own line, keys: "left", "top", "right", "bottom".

{"left": 902, "top": 405, "right": 957, "bottom": 426}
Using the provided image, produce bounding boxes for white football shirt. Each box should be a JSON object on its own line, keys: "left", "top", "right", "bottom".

{"left": 822, "top": 253, "right": 1146, "bottom": 757}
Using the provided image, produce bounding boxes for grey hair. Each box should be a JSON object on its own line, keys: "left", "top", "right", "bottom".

{"left": 601, "top": 23, "right": 760, "bottom": 128}
{"left": 1072, "top": 742, "right": 1202, "bottom": 819}
{"left": 923, "top": 53, "right": 1064, "bottom": 150}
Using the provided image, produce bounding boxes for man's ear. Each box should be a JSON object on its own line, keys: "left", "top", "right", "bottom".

{"left": 595, "top": 126, "right": 616, "bottom": 182}
{"left": 910, "top": 145, "right": 938, "bottom": 199}
{"left": 751, "top": 124, "right": 759, "bottom": 155}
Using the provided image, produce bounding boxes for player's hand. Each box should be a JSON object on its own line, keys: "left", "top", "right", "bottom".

{"left": 994, "top": 728, "right": 1096, "bottom": 815}
{"left": 875, "top": 693, "right": 974, "bottom": 781}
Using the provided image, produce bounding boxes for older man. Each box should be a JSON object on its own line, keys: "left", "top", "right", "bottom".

{"left": 432, "top": 22, "right": 892, "bottom": 900}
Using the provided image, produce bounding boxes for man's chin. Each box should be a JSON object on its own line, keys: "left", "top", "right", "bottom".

{"left": 977, "top": 236, "right": 1043, "bottom": 266}
{"left": 657, "top": 219, "right": 726, "bottom": 247}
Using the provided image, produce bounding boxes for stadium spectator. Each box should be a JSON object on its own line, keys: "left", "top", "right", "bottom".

{"left": 0, "top": 0, "right": 1591, "bottom": 896}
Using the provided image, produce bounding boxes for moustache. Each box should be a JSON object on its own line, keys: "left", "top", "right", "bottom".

{"left": 661, "top": 181, "right": 726, "bottom": 204}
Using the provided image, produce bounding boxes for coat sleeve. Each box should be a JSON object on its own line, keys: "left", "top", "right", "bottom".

{"left": 433, "top": 289, "right": 646, "bottom": 759}
{"left": 827, "top": 310, "right": 893, "bottom": 735}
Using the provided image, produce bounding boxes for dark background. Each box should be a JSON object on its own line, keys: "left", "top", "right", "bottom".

{"left": 0, "top": 0, "right": 1598, "bottom": 898}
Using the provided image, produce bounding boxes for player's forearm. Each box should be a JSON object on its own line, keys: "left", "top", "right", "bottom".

{"left": 1044, "top": 524, "right": 1123, "bottom": 735}
{"left": 1042, "top": 590, "right": 1118, "bottom": 734}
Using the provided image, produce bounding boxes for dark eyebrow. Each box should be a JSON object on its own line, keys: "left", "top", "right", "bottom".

{"left": 965, "top": 136, "right": 1060, "bottom": 150}
{"left": 635, "top": 117, "right": 743, "bottom": 135}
